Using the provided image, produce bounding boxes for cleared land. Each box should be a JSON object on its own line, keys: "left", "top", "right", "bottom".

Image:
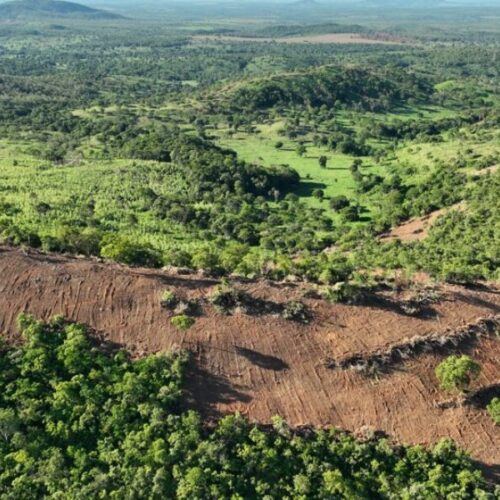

{"left": 0, "top": 246, "right": 498, "bottom": 472}
{"left": 193, "top": 33, "right": 407, "bottom": 45}
{"left": 381, "top": 203, "right": 466, "bottom": 242}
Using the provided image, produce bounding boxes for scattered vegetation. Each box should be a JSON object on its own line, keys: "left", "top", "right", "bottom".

{"left": 281, "top": 300, "right": 310, "bottom": 323}
{"left": 0, "top": 12, "right": 497, "bottom": 284}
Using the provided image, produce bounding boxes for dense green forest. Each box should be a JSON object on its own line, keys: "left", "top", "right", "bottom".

{"left": 0, "top": 315, "right": 494, "bottom": 498}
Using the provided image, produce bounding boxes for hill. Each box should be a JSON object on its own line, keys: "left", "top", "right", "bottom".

{"left": 221, "top": 65, "right": 432, "bottom": 112}
{"left": 0, "top": 0, "right": 124, "bottom": 19}
{"left": 0, "top": 246, "right": 498, "bottom": 475}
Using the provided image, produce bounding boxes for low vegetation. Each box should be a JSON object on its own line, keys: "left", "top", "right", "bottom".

{"left": 171, "top": 314, "right": 196, "bottom": 331}
{"left": 435, "top": 355, "right": 481, "bottom": 394}
{"left": 487, "top": 398, "right": 500, "bottom": 426}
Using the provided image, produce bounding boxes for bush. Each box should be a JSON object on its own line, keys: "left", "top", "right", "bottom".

{"left": 330, "top": 195, "right": 350, "bottom": 211}
{"left": 340, "top": 205, "right": 360, "bottom": 222}
{"left": 100, "top": 236, "right": 163, "bottom": 268}
{"left": 324, "top": 281, "right": 365, "bottom": 305}
{"left": 171, "top": 314, "right": 195, "bottom": 331}
{"left": 281, "top": 301, "right": 309, "bottom": 323}
{"left": 174, "top": 299, "right": 200, "bottom": 316}
{"left": 486, "top": 397, "right": 500, "bottom": 425}
{"left": 435, "top": 355, "right": 481, "bottom": 393}
{"left": 209, "top": 284, "right": 247, "bottom": 314}
{"left": 312, "top": 189, "right": 324, "bottom": 200}
{"left": 160, "top": 290, "right": 178, "bottom": 309}
{"left": 191, "top": 247, "right": 221, "bottom": 274}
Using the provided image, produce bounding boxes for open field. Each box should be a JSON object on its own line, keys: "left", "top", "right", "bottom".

{"left": 215, "top": 124, "right": 381, "bottom": 217}
{"left": 193, "top": 34, "right": 410, "bottom": 45}
{"left": 1, "top": 245, "right": 498, "bottom": 473}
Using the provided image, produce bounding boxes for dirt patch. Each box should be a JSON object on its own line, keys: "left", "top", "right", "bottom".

{"left": 0, "top": 246, "right": 498, "bottom": 469}
{"left": 381, "top": 202, "right": 466, "bottom": 242}
{"left": 193, "top": 33, "right": 408, "bottom": 45}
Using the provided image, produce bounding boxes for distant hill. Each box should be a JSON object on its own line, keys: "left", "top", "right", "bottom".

{"left": 364, "top": 0, "right": 447, "bottom": 6}
{"left": 0, "top": 0, "right": 124, "bottom": 19}
{"left": 291, "top": 0, "right": 320, "bottom": 5}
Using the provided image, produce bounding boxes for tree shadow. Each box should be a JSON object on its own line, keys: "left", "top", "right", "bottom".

{"left": 465, "top": 383, "right": 500, "bottom": 410}
{"left": 362, "top": 294, "right": 439, "bottom": 320}
{"left": 234, "top": 345, "right": 289, "bottom": 371}
{"left": 294, "top": 180, "right": 327, "bottom": 197}
{"left": 451, "top": 292, "right": 500, "bottom": 314}
{"left": 182, "top": 359, "right": 252, "bottom": 419}
{"left": 455, "top": 282, "right": 500, "bottom": 295}
{"left": 471, "top": 460, "right": 500, "bottom": 488}
{"left": 133, "top": 270, "right": 218, "bottom": 291}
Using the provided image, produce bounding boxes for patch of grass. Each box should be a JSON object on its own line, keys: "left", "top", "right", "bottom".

{"left": 215, "top": 125, "right": 381, "bottom": 220}
{"left": 171, "top": 314, "right": 195, "bottom": 331}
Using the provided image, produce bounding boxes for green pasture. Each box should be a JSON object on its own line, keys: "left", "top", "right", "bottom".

{"left": 215, "top": 123, "right": 382, "bottom": 216}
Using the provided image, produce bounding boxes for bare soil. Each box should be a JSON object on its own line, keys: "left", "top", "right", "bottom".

{"left": 0, "top": 246, "right": 498, "bottom": 471}
{"left": 381, "top": 203, "right": 466, "bottom": 242}
{"left": 193, "top": 33, "right": 407, "bottom": 45}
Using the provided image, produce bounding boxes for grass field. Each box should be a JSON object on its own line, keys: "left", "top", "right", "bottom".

{"left": 215, "top": 122, "right": 381, "bottom": 216}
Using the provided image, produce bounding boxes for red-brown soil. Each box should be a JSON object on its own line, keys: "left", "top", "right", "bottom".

{"left": 0, "top": 246, "right": 498, "bottom": 471}
{"left": 381, "top": 203, "right": 466, "bottom": 242}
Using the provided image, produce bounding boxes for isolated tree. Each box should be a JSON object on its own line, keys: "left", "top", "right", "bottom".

{"left": 319, "top": 156, "right": 328, "bottom": 169}
{"left": 274, "top": 141, "right": 284, "bottom": 150}
{"left": 312, "top": 189, "right": 324, "bottom": 200}
{"left": 350, "top": 159, "right": 363, "bottom": 173}
{"left": 330, "top": 195, "right": 350, "bottom": 211}
{"left": 296, "top": 144, "right": 306, "bottom": 157}
{"left": 435, "top": 355, "right": 481, "bottom": 393}
{"left": 486, "top": 397, "right": 500, "bottom": 425}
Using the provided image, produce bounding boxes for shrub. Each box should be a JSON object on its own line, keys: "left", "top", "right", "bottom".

{"left": 160, "top": 290, "right": 178, "bottom": 309}
{"left": 100, "top": 236, "right": 163, "bottom": 268}
{"left": 191, "top": 247, "right": 221, "bottom": 274}
{"left": 486, "top": 397, "right": 500, "bottom": 425}
{"left": 324, "top": 281, "right": 364, "bottom": 305}
{"left": 281, "top": 301, "right": 309, "bottom": 323}
{"left": 209, "top": 284, "right": 246, "bottom": 313}
{"left": 174, "top": 299, "right": 200, "bottom": 316}
{"left": 400, "top": 288, "right": 440, "bottom": 316}
{"left": 312, "top": 189, "right": 324, "bottom": 200}
{"left": 435, "top": 355, "right": 481, "bottom": 393}
{"left": 329, "top": 195, "right": 350, "bottom": 211}
{"left": 171, "top": 315, "right": 195, "bottom": 331}
{"left": 340, "top": 205, "right": 360, "bottom": 222}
